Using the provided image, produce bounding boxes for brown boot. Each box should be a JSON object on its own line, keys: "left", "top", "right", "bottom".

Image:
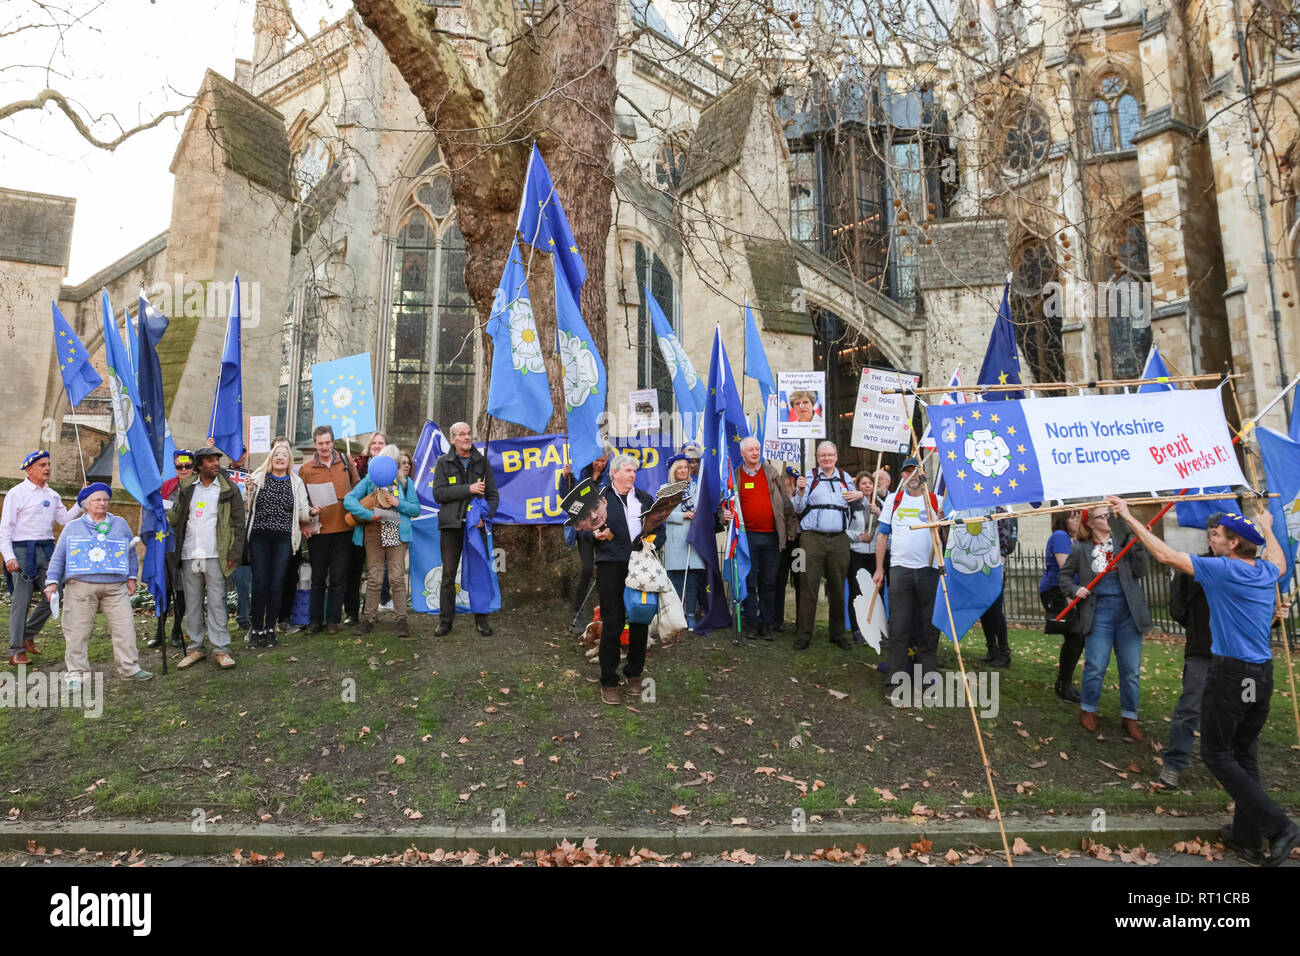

{"left": 1122, "top": 717, "right": 1143, "bottom": 741}
{"left": 6, "top": 652, "right": 30, "bottom": 666}
{"left": 625, "top": 676, "right": 643, "bottom": 696}
{"left": 23, "top": 639, "right": 40, "bottom": 656}
{"left": 394, "top": 617, "right": 409, "bottom": 638}
{"left": 601, "top": 685, "right": 621, "bottom": 706}
{"left": 1080, "top": 709, "right": 1098, "bottom": 733}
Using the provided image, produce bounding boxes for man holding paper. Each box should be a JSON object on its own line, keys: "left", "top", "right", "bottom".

{"left": 298, "top": 425, "right": 361, "bottom": 634}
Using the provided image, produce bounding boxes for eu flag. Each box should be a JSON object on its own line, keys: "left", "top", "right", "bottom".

{"left": 101, "top": 290, "right": 168, "bottom": 615}
{"left": 686, "top": 327, "right": 750, "bottom": 633}
{"left": 412, "top": 418, "right": 450, "bottom": 513}
{"left": 554, "top": 256, "right": 606, "bottom": 472}
{"left": 516, "top": 143, "right": 586, "bottom": 294}
{"left": 52, "top": 302, "right": 103, "bottom": 407}
{"left": 743, "top": 301, "right": 776, "bottom": 407}
{"left": 461, "top": 497, "right": 502, "bottom": 613}
{"left": 1258, "top": 426, "right": 1300, "bottom": 593}
{"left": 977, "top": 281, "right": 1025, "bottom": 401}
{"left": 208, "top": 274, "right": 244, "bottom": 461}
{"left": 486, "top": 239, "right": 553, "bottom": 433}
{"left": 723, "top": 464, "right": 751, "bottom": 608}
{"left": 646, "top": 287, "right": 706, "bottom": 419}
{"left": 136, "top": 295, "right": 169, "bottom": 470}
{"left": 312, "top": 352, "right": 377, "bottom": 438}
{"left": 1136, "top": 344, "right": 1174, "bottom": 393}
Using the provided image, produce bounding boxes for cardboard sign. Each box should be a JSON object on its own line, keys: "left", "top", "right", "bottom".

{"left": 776, "top": 371, "right": 826, "bottom": 439}
{"left": 629, "top": 388, "right": 660, "bottom": 432}
{"left": 851, "top": 366, "right": 921, "bottom": 452}
{"left": 248, "top": 415, "right": 271, "bottom": 454}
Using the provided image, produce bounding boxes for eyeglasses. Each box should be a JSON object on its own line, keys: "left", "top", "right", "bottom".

{"left": 176, "top": 464, "right": 194, "bottom": 471}
{"left": 1092, "top": 513, "right": 1110, "bottom": 521}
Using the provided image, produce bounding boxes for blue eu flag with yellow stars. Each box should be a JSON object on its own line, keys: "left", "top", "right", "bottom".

{"left": 312, "top": 352, "right": 377, "bottom": 439}
{"left": 931, "top": 400, "right": 1044, "bottom": 510}
{"left": 977, "top": 281, "right": 1025, "bottom": 401}
{"left": 516, "top": 143, "right": 586, "bottom": 294}
{"left": 52, "top": 302, "right": 103, "bottom": 407}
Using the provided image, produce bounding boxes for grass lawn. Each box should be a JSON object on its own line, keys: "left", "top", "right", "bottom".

{"left": 1, "top": 595, "right": 1298, "bottom": 831}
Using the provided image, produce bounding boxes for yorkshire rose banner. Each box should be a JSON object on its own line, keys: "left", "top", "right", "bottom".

{"left": 479, "top": 433, "right": 673, "bottom": 524}
{"left": 930, "top": 389, "right": 1247, "bottom": 510}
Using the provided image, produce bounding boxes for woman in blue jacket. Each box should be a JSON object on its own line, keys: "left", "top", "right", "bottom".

{"left": 345, "top": 445, "right": 421, "bottom": 637}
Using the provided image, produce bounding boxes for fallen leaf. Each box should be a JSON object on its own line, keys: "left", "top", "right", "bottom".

{"left": 1012, "top": 837, "right": 1031, "bottom": 856}
{"left": 910, "top": 837, "right": 933, "bottom": 853}
{"left": 945, "top": 848, "right": 962, "bottom": 864}
{"left": 875, "top": 788, "right": 896, "bottom": 801}
{"left": 845, "top": 794, "right": 857, "bottom": 806}
{"left": 669, "top": 805, "right": 690, "bottom": 817}
{"left": 310, "top": 851, "right": 324, "bottom": 861}
{"left": 731, "top": 817, "right": 749, "bottom": 826}
{"left": 393, "top": 755, "right": 406, "bottom": 765}
{"left": 827, "top": 689, "right": 848, "bottom": 700}
{"left": 511, "top": 757, "right": 524, "bottom": 766}
{"left": 754, "top": 767, "right": 777, "bottom": 776}
{"left": 727, "top": 848, "right": 757, "bottom": 865}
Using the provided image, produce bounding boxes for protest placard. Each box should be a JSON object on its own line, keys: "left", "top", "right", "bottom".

{"left": 763, "top": 394, "right": 803, "bottom": 463}
{"left": 629, "top": 388, "right": 659, "bottom": 432}
{"left": 248, "top": 415, "right": 271, "bottom": 454}
{"left": 777, "top": 371, "right": 826, "bottom": 439}
{"left": 851, "top": 366, "right": 921, "bottom": 452}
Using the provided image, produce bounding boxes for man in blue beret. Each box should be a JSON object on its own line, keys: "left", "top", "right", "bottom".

{"left": 1109, "top": 497, "right": 1299, "bottom": 865}
{"left": 43, "top": 484, "right": 151, "bottom": 686}
{"left": 1, "top": 451, "right": 80, "bottom": 665}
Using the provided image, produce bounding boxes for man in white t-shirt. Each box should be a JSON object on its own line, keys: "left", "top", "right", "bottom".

{"left": 873, "top": 466, "right": 945, "bottom": 687}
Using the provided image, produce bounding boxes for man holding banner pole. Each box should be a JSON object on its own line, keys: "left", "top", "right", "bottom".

{"left": 1108, "top": 496, "right": 1300, "bottom": 865}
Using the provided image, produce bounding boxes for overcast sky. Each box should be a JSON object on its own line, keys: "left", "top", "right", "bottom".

{"left": 1, "top": 0, "right": 340, "bottom": 283}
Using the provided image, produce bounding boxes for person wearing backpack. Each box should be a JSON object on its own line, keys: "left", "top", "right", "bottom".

{"left": 790, "top": 441, "right": 865, "bottom": 651}
{"left": 873, "top": 464, "right": 945, "bottom": 689}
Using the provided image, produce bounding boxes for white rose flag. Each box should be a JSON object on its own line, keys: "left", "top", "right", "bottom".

{"left": 554, "top": 256, "right": 606, "bottom": 471}
{"left": 933, "top": 507, "right": 1003, "bottom": 643}
{"left": 486, "top": 238, "right": 553, "bottom": 433}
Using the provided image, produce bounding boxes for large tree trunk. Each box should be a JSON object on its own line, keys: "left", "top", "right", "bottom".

{"left": 351, "top": 0, "right": 617, "bottom": 440}
{"left": 352, "top": 0, "right": 618, "bottom": 595}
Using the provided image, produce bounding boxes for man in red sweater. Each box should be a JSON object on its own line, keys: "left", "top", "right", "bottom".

{"left": 728, "top": 437, "right": 797, "bottom": 639}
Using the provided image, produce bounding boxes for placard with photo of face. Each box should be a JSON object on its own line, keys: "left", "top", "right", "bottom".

{"left": 776, "top": 371, "right": 826, "bottom": 439}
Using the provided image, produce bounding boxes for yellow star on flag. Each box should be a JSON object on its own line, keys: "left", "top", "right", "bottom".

{"left": 1017, "top": 444, "right": 1025, "bottom": 454}
{"left": 956, "top": 469, "right": 966, "bottom": 480}
{"left": 990, "top": 413, "right": 1000, "bottom": 424}
{"left": 970, "top": 409, "right": 981, "bottom": 420}
{"left": 998, "top": 371, "right": 1009, "bottom": 384}
{"left": 946, "top": 450, "right": 956, "bottom": 460}
{"left": 991, "top": 485, "right": 1002, "bottom": 497}
{"left": 1008, "top": 479, "right": 1018, "bottom": 489}
{"left": 955, "top": 416, "right": 965, "bottom": 426}
{"left": 1006, "top": 425, "right": 1016, "bottom": 436}
{"left": 973, "top": 482, "right": 983, "bottom": 493}
{"left": 1018, "top": 463, "right": 1027, "bottom": 474}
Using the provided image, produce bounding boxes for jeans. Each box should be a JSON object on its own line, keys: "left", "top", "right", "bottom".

{"left": 1201, "top": 656, "right": 1291, "bottom": 845}
{"left": 597, "top": 560, "right": 647, "bottom": 687}
{"left": 7, "top": 540, "right": 53, "bottom": 652}
{"left": 1081, "top": 593, "right": 1143, "bottom": 718}
{"left": 1162, "top": 654, "right": 1211, "bottom": 772}
{"left": 743, "top": 530, "right": 781, "bottom": 632}
{"left": 249, "top": 530, "right": 293, "bottom": 631}
{"left": 667, "top": 569, "right": 703, "bottom": 628}
{"left": 886, "top": 565, "right": 940, "bottom": 678}
{"left": 308, "top": 530, "right": 352, "bottom": 626}
{"left": 181, "top": 556, "right": 230, "bottom": 652}
{"left": 232, "top": 563, "right": 251, "bottom": 628}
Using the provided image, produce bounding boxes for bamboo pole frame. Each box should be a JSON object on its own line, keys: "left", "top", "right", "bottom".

{"left": 907, "top": 493, "right": 1274, "bottom": 531}
{"left": 880, "top": 372, "right": 1235, "bottom": 396}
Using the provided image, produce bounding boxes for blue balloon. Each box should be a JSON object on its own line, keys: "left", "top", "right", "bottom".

{"left": 368, "top": 456, "right": 398, "bottom": 487}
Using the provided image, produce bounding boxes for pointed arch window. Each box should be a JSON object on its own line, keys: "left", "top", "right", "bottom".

{"left": 385, "top": 145, "right": 474, "bottom": 451}
{"left": 1090, "top": 73, "right": 1141, "bottom": 153}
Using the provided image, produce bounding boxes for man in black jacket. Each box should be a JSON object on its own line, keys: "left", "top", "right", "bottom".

{"left": 431, "top": 421, "right": 499, "bottom": 636}
{"left": 1159, "top": 514, "right": 1219, "bottom": 788}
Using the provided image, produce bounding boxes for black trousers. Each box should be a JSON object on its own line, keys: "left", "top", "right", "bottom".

{"left": 346, "top": 543, "right": 365, "bottom": 621}
{"left": 1201, "top": 655, "right": 1290, "bottom": 845}
{"left": 439, "top": 526, "right": 488, "bottom": 623}
{"left": 596, "top": 561, "right": 647, "bottom": 688}
{"left": 979, "top": 585, "right": 1008, "bottom": 653}
{"left": 777, "top": 537, "right": 802, "bottom": 627}
{"left": 1040, "top": 590, "right": 1085, "bottom": 683}
{"left": 308, "top": 530, "right": 352, "bottom": 625}
{"left": 847, "top": 550, "right": 872, "bottom": 633}
{"left": 887, "top": 565, "right": 940, "bottom": 678}
{"left": 572, "top": 531, "right": 595, "bottom": 615}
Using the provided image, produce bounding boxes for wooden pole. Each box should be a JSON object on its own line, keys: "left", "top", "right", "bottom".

{"left": 908, "top": 492, "right": 1265, "bottom": 530}
{"left": 880, "top": 372, "right": 1233, "bottom": 396}
{"left": 1228, "top": 380, "right": 1300, "bottom": 749}
{"left": 898, "top": 414, "right": 1014, "bottom": 866}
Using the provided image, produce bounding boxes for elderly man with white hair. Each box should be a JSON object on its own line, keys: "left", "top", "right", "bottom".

{"left": 790, "top": 441, "right": 864, "bottom": 651}
{"left": 592, "top": 453, "right": 655, "bottom": 705}
{"left": 42, "top": 483, "right": 152, "bottom": 686}
{"left": 726, "top": 436, "right": 797, "bottom": 640}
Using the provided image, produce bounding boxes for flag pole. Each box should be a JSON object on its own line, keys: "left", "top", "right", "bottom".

{"left": 1228, "top": 378, "right": 1300, "bottom": 748}
{"left": 64, "top": 383, "right": 89, "bottom": 486}
{"left": 902, "top": 406, "right": 1014, "bottom": 866}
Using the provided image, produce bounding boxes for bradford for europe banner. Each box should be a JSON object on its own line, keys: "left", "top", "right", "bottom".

{"left": 479, "top": 433, "right": 673, "bottom": 524}
{"left": 930, "top": 389, "right": 1247, "bottom": 510}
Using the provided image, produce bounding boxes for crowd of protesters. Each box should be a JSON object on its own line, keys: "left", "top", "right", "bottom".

{"left": 4, "top": 423, "right": 1298, "bottom": 864}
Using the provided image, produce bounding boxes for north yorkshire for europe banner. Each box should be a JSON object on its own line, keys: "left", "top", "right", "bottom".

{"left": 930, "top": 389, "right": 1247, "bottom": 510}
